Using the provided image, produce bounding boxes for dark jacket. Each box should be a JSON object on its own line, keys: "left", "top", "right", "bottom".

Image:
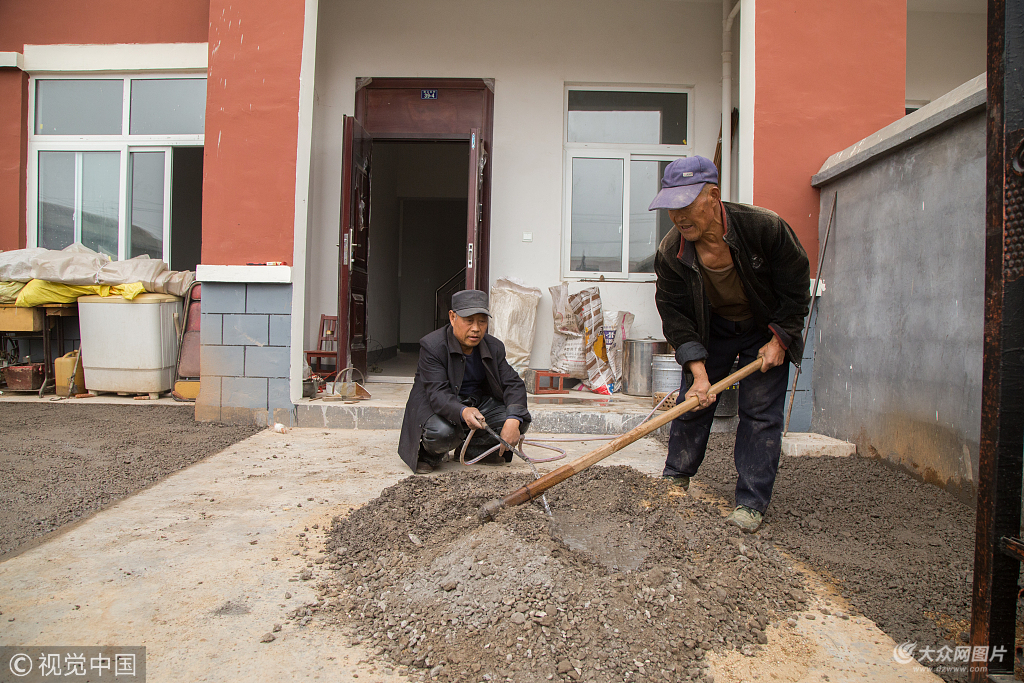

{"left": 654, "top": 201, "right": 811, "bottom": 367}
{"left": 398, "top": 326, "right": 531, "bottom": 470}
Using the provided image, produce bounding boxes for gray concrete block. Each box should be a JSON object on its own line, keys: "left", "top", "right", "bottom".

{"left": 269, "top": 315, "right": 291, "bottom": 347}
{"left": 325, "top": 407, "right": 357, "bottom": 429}
{"left": 223, "top": 314, "right": 269, "bottom": 346}
{"left": 202, "top": 283, "right": 247, "bottom": 314}
{"left": 272, "top": 407, "right": 295, "bottom": 427}
{"left": 201, "top": 313, "right": 223, "bottom": 345}
{"left": 295, "top": 404, "right": 326, "bottom": 428}
{"left": 200, "top": 345, "right": 244, "bottom": 378}
{"left": 268, "top": 378, "right": 293, "bottom": 412}
{"left": 246, "top": 284, "right": 292, "bottom": 315}
{"left": 222, "top": 376, "right": 268, "bottom": 412}
{"left": 246, "top": 346, "right": 291, "bottom": 379}
{"left": 355, "top": 406, "right": 404, "bottom": 430}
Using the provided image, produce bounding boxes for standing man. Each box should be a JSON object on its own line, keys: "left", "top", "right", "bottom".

{"left": 398, "top": 290, "right": 531, "bottom": 474}
{"left": 649, "top": 156, "right": 810, "bottom": 532}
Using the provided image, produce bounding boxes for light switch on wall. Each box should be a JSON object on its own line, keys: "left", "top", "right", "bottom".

{"left": 522, "top": 232, "right": 533, "bottom": 242}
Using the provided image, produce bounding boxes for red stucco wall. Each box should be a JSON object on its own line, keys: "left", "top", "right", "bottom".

{"left": 0, "top": 1, "right": 207, "bottom": 51}
{"left": 0, "top": 70, "right": 28, "bottom": 251}
{"left": 0, "top": 0, "right": 209, "bottom": 252}
{"left": 201, "top": 0, "right": 306, "bottom": 265}
{"left": 754, "top": 0, "right": 907, "bottom": 271}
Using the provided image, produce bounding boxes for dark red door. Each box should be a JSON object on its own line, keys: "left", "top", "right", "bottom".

{"left": 337, "top": 116, "right": 372, "bottom": 379}
{"left": 466, "top": 128, "right": 487, "bottom": 290}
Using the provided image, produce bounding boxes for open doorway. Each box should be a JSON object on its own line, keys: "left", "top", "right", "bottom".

{"left": 366, "top": 141, "right": 469, "bottom": 380}
{"left": 331, "top": 80, "right": 492, "bottom": 380}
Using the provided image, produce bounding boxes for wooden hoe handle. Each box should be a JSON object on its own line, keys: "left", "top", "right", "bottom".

{"left": 478, "top": 357, "right": 765, "bottom": 521}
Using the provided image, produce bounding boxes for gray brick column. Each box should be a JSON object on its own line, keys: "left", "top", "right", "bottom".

{"left": 197, "top": 282, "right": 294, "bottom": 426}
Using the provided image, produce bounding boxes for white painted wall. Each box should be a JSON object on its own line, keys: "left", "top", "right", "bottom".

{"left": 307, "top": 0, "right": 723, "bottom": 368}
{"left": 906, "top": 11, "right": 986, "bottom": 105}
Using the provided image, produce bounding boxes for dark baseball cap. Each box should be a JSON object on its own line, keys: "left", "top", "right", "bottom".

{"left": 648, "top": 156, "right": 719, "bottom": 210}
{"left": 451, "top": 289, "right": 490, "bottom": 317}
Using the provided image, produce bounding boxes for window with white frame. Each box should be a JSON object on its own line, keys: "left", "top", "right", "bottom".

{"left": 563, "top": 87, "right": 692, "bottom": 279}
{"left": 29, "top": 75, "right": 207, "bottom": 267}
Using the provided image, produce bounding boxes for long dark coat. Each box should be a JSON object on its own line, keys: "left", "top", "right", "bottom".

{"left": 398, "top": 326, "right": 531, "bottom": 471}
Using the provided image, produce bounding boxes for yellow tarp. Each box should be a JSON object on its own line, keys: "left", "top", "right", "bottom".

{"left": 15, "top": 280, "right": 147, "bottom": 307}
{"left": 0, "top": 281, "right": 26, "bottom": 304}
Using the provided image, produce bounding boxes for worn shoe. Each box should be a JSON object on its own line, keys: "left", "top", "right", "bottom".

{"left": 726, "top": 505, "right": 763, "bottom": 533}
{"left": 662, "top": 475, "right": 690, "bottom": 491}
{"left": 415, "top": 461, "right": 435, "bottom": 474}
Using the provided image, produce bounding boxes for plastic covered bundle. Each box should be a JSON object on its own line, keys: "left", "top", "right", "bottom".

{"left": 0, "top": 243, "right": 193, "bottom": 296}
{"left": 488, "top": 277, "right": 542, "bottom": 376}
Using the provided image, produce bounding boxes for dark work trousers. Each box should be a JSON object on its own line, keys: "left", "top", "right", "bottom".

{"left": 419, "top": 395, "right": 527, "bottom": 466}
{"left": 664, "top": 314, "right": 790, "bottom": 513}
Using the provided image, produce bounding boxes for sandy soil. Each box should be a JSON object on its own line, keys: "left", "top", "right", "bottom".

{"left": 0, "top": 403, "right": 261, "bottom": 559}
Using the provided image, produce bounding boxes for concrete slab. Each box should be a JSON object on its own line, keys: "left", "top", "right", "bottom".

{"left": 0, "top": 391, "right": 180, "bottom": 406}
{"left": 0, "top": 428, "right": 936, "bottom": 682}
{"left": 299, "top": 381, "right": 738, "bottom": 435}
{"left": 783, "top": 432, "right": 857, "bottom": 458}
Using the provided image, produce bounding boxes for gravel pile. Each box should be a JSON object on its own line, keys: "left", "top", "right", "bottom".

{"left": 312, "top": 466, "right": 807, "bottom": 683}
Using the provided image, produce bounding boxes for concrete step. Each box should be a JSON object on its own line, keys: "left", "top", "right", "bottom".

{"left": 293, "top": 382, "right": 738, "bottom": 435}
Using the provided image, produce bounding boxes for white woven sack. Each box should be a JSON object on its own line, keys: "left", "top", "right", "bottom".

{"left": 489, "top": 277, "right": 542, "bottom": 376}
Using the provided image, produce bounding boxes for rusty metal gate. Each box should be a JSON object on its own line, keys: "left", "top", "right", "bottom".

{"left": 969, "top": 1, "right": 1024, "bottom": 681}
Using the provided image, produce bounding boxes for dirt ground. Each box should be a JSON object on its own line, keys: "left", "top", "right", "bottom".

{"left": 312, "top": 433, "right": 976, "bottom": 683}
{"left": 0, "top": 402, "right": 980, "bottom": 682}
{"left": 698, "top": 433, "right": 976, "bottom": 668}
{"left": 0, "top": 403, "right": 261, "bottom": 559}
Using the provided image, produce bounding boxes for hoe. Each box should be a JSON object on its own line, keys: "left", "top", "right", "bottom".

{"left": 478, "top": 357, "right": 765, "bottom": 522}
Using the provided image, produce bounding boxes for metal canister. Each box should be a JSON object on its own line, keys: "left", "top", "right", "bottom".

{"left": 652, "top": 354, "right": 683, "bottom": 395}
{"left": 622, "top": 338, "right": 669, "bottom": 396}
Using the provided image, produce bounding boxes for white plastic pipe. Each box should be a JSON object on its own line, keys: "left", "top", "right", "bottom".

{"left": 722, "top": 0, "right": 740, "bottom": 202}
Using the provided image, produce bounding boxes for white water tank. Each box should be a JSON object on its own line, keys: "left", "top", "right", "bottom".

{"left": 78, "top": 293, "right": 182, "bottom": 394}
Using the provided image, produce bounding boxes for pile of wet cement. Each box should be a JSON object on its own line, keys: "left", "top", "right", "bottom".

{"left": 314, "top": 466, "right": 809, "bottom": 682}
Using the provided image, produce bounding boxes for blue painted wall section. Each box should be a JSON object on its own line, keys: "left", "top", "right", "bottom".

{"left": 784, "top": 308, "right": 816, "bottom": 433}
{"left": 197, "top": 282, "right": 294, "bottom": 426}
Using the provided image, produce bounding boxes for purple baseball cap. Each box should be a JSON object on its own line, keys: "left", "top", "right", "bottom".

{"left": 648, "top": 156, "right": 719, "bottom": 210}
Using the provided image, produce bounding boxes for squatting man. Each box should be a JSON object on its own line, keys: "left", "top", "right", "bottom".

{"left": 650, "top": 156, "right": 810, "bottom": 533}
{"left": 398, "top": 289, "right": 532, "bottom": 474}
